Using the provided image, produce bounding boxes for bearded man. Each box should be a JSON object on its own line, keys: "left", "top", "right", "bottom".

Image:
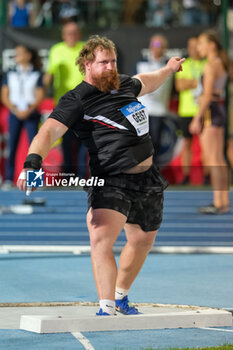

{"left": 17, "top": 35, "right": 185, "bottom": 316}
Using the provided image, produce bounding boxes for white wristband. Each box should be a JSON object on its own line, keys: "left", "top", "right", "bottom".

{"left": 19, "top": 171, "right": 26, "bottom": 180}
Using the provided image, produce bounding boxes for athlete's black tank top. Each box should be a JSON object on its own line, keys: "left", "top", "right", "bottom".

{"left": 49, "top": 74, "right": 154, "bottom": 176}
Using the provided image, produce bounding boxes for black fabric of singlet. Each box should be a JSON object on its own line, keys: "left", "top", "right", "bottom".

{"left": 48, "top": 74, "right": 154, "bottom": 176}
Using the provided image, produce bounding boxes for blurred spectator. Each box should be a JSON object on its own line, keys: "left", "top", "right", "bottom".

{"left": 52, "top": 0, "right": 79, "bottom": 24}
{"left": 124, "top": 0, "right": 146, "bottom": 24}
{"left": 31, "top": 0, "right": 52, "bottom": 27}
{"left": 1, "top": 45, "right": 44, "bottom": 189}
{"left": 97, "top": 0, "right": 122, "bottom": 28}
{"left": 43, "top": 22, "right": 87, "bottom": 178}
{"left": 44, "top": 22, "right": 83, "bottom": 107}
{"left": 146, "top": 0, "right": 172, "bottom": 27}
{"left": 227, "top": 60, "right": 233, "bottom": 170}
{"left": 31, "top": 0, "right": 42, "bottom": 19}
{"left": 8, "top": 0, "right": 35, "bottom": 27}
{"left": 182, "top": 0, "right": 209, "bottom": 26}
{"left": 189, "top": 30, "right": 230, "bottom": 214}
{"left": 175, "top": 37, "right": 206, "bottom": 184}
{"left": 202, "top": 0, "right": 220, "bottom": 26}
{"left": 136, "top": 34, "right": 173, "bottom": 162}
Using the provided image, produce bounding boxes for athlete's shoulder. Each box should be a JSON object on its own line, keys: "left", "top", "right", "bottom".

{"left": 213, "top": 57, "right": 224, "bottom": 69}
{"left": 50, "top": 87, "right": 84, "bottom": 128}
{"left": 119, "top": 74, "right": 142, "bottom": 96}
{"left": 119, "top": 74, "right": 131, "bottom": 82}
{"left": 53, "top": 87, "right": 84, "bottom": 115}
{"left": 204, "top": 61, "right": 216, "bottom": 74}
{"left": 119, "top": 74, "right": 138, "bottom": 86}
{"left": 55, "top": 87, "right": 82, "bottom": 110}
{"left": 72, "top": 80, "right": 97, "bottom": 97}
{"left": 62, "top": 86, "right": 82, "bottom": 100}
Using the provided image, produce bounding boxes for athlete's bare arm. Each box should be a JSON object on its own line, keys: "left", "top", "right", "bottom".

{"left": 17, "top": 118, "right": 68, "bottom": 191}
{"left": 28, "top": 118, "right": 67, "bottom": 158}
{"left": 133, "top": 57, "right": 185, "bottom": 97}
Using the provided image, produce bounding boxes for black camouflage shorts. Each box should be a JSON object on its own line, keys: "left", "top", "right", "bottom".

{"left": 85, "top": 165, "right": 168, "bottom": 232}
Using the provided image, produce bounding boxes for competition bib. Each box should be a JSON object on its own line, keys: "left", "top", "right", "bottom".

{"left": 120, "top": 102, "right": 149, "bottom": 136}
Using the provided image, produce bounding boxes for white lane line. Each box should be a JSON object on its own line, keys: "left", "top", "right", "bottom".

{"left": 72, "top": 332, "right": 95, "bottom": 350}
{"left": 199, "top": 327, "right": 233, "bottom": 333}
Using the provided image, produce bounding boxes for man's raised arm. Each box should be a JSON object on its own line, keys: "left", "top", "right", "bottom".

{"left": 134, "top": 57, "right": 185, "bottom": 97}
{"left": 17, "top": 118, "right": 68, "bottom": 192}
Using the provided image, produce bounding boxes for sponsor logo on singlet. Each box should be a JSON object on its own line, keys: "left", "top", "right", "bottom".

{"left": 120, "top": 102, "right": 149, "bottom": 136}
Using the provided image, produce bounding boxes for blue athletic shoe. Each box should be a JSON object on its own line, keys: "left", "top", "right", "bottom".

{"left": 115, "top": 296, "right": 142, "bottom": 315}
{"left": 96, "top": 308, "right": 111, "bottom": 316}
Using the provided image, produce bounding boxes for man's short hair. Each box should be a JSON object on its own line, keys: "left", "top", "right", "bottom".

{"left": 76, "top": 35, "right": 117, "bottom": 74}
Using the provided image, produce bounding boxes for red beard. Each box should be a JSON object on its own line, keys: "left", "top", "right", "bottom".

{"left": 92, "top": 70, "right": 120, "bottom": 93}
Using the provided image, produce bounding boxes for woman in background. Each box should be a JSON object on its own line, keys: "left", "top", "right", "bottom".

{"left": 9, "top": 0, "right": 34, "bottom": 27}
{"left": 190, "top": 30, "right": 230, "bottom": 214}
{"left": 1, "top": 45, "right": 44, "bottom": 188}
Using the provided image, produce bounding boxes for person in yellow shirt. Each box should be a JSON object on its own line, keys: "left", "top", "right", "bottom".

{"left": 175, "top": 36, "right": 206, "bottom": 184}
{"left": 43, "top": 21, "right": 87, "bottom": 177}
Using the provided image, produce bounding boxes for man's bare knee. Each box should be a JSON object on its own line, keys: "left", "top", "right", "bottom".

{"left": 135, "top": 236, "right": 156, "bottom": 251}
{"left": 89, "top": 228, "right": 113, "bottom": 252}
{"left": 87, "top": 208, "right": 126, "bottom": 252}
{"left": 127, "top": 227, "right": 157, "bottom": 251}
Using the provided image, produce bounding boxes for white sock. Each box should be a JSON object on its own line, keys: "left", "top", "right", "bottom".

{"left": 99, "top": 299, "right": 116, "bottom": 315}
{"left": 115, "top": 287, "right": 129, "bottom": 300}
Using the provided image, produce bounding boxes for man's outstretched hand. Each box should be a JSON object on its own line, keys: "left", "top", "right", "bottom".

{"left": 167, "top": 57, "right": 186, "bottom": 73}
{"left": 17, "top": 170, "right": 27, "bottom": 192}
{"left": 17, "top": 169, "right": 34, "bottom": 196}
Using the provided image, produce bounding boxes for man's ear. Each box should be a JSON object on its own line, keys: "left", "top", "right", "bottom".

{"left": 85, "top": 61, "right": 92, "bottom": 72}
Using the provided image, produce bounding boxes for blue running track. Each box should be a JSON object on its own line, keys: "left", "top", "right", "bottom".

{"left": 1, "top": 189, "right": 233, "bottom": 350}
{"left": 0, "top": 189, "right": 232, "bottom": 247}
